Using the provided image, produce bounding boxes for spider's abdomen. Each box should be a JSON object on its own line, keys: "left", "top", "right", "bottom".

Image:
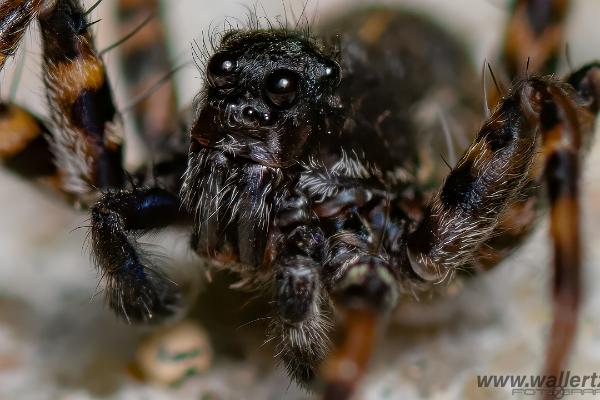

{"left": 319, "top": 7, "right": 481, "bottom": 184}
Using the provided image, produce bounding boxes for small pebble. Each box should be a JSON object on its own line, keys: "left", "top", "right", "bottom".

{"left": 135, "top": 320, "right": 213, "bottom": 385}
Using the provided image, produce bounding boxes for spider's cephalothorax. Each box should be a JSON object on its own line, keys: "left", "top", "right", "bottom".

{"left": 181, "top": 29, "right": 343, "bottom": 268}
{"left": 1, "top": 1, "right": 599, "bottom": 399}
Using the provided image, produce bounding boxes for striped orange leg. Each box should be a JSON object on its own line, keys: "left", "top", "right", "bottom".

{"left": 321, "top": 308, "right": 379, "bottom": 400}
{"left": 0, "top": 0, "right": 42, "bottom": 71}
{"left": 1, "top": 0, "right": 128, "bottom": 200}
{"left": 407, "top": 64, "right": 600, "bottom": 397}
{"left": 502, "top": 0, "right": 570, "bottom": 78}
{"left": 38, "top": 0, "right": 126, "bottom": 199}
{"left": 0, "top": 99, "right": 71, "bottom": 202}
{"left": 487, "top": 0, "right": 571, "bottom": 108}
{"left": 116, "top": 0, "right": 180, "bottom": 156}
{"left": 0, "top": 102, "right": 55, "bottom": 179}
{"left": 541, "top": 64, "right": 600, "bottom": 399}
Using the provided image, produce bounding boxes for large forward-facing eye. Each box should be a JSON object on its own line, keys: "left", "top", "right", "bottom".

{"left": 207, "top": 52, "right": 237, "bottom": 88}
{"left": 264, "top": 69, "right": 300, "bottom": 108}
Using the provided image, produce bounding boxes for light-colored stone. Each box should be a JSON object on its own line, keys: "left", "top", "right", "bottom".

{"left": 135, "top": 321, "right": 213, "bottom": 385}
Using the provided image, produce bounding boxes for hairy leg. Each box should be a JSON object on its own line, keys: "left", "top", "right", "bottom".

{"left": 297, "top": 170, "right": 402, "bottom": 398}
{"left": 85, "top": 0, "right": 191, "bottom": 319}
{"left": 269, "top": 185, "right": 399, "bottom": 392}
{"left": 269, "top": 300, "right": 334, "bottom": 385}
{"left": 468, "top": 64, "right": 600, "bottom": 272}
{"left": 474, "top": 0, "right": 574, "bottom": 268}
{"left": 38, "top": 0, "right": 126, "bottom": 198}
{"left": 0, "top": 0, "right": 42, "bottom": 71}
{"left": 407, "top": 70, "right": 597, "bottom": 277}
{"left": 1, "top": 0, "right": 188, "bottom": 199}
{"left": 268, "top": 191, "right": 333, "bottom": 384}
{"left": 0, "top": 0, "right": 130, "bottom": 200}
{"left": 0, "top": 1, "right": 192, "bottom": 325}
{"left": 90, "top": 187, "right": 186, "bottom": 323}
{"left": 541, "top": 64, "right": 600, "bottom": 397}
{"left": 407, "top": 65, "right": 600, "bottom": 391}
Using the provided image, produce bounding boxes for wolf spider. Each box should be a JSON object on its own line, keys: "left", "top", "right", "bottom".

{"left": 1, "top": 0, "right": 599, "bottom": 398}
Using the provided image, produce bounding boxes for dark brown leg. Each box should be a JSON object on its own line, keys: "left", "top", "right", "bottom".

{"left": 407, "top": 66, "right": 600, "bottom": 399}
{"left": 116, "top": 0, "right": 179, "bottom": 155}
{"left": 1, "top": 1, "right": 129, "bottom": 200}
{"left": 38, "top": 0, "right": 126, "bottom": 199}
{"left": 90, "top": 187, "right": 185, "bottom": 323}
{"left": 2, "top": 0, "right": 185, "bottom": 200}
{"left": 470, "top": 63, "right": 600, "bottom": 273}
{"left": 0, "top": 0, "right": 42, "bottom": 71}
{"left": 0, "top": 1, "right": 191, "bottom": 325}
{"left": 475, "top": 0, "right": 574, "bottom": 260}
{"left": 407, "top": 69, "right": 598, "bottom": 277}
{"left": 541, "top": 64, "right": 600, "bottom": 399}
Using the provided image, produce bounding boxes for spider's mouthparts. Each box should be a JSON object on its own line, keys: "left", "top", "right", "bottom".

{"left": 332, "top": 257, "right": 399, "bottom": 313}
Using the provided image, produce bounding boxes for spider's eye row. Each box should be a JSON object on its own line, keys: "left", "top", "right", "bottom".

{"left": 207, "top": 52, "right": 237, "bottom": 88}
{"left": 264, "top": 69, "right": 300, "bottom": 109}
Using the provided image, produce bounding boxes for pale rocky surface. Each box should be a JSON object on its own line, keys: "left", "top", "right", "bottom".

{"left": 134, "top": 321, "right": 213, "bottom": 385}
{"left": 1, "top": 1, "right": 600, "bottom": 399}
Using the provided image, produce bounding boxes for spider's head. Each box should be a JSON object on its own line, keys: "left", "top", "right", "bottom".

{"left": 190, "top": 30, "right": 343, "bottom": 168}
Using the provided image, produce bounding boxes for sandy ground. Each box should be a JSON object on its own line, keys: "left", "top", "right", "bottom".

{"left": 1, "top": 0, "right": 600, "bottom": 399}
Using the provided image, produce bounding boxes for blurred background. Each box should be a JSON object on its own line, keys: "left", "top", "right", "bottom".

{"left": 1, "top": 0, "right": 600, "bottom": 399}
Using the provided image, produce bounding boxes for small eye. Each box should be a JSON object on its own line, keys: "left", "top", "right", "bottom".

{"left": 264, "top": 69, "right": 300, "bottom": 108}
{"left": 207, "top": 52, "right": 237, "bottom": 88}
{"left": 321, "top": 61, "right": 341, "bottom": 85}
